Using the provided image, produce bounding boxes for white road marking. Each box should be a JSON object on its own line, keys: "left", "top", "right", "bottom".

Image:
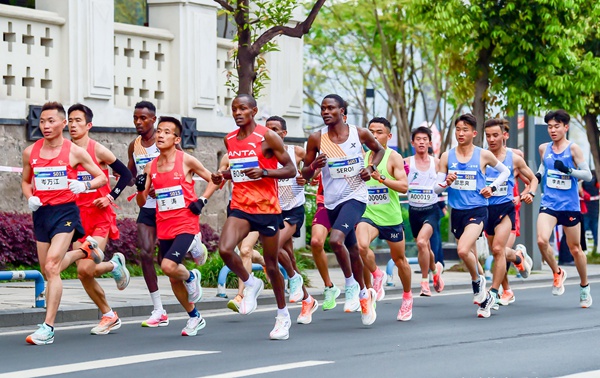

{"left": 0, "top": 350, "right": 218, "bottom": 378}
{"left": 197, "top": 360, "right": 334, "bottom": 378}
{"left": 558, "top": 371, "right": 600, "bottom": 378}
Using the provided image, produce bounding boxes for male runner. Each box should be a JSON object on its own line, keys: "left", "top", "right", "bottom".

{"left": 536, "top": 109, "right": 592, "bottom": 307}
{"left": 302, "top": 94, "right": 385, "bottom": 326}
{"left": 22, "top": 102, "right": 107, "bottom": 345}
{"left": 356, "top": 117, "right": 412, "bottom": 322}
{"left": 63, "top": 103, "right": 132, "bottom": 335}
{"left": 406, "top": 126, "right": 445, "bottom": 298}
{"left": 136, "top": 116, "right": 212, "bottom": 336}
{"left": 481, "top": 118, "right": 537, "bottom": 317}
{"left": 435, "top": 113, "right": 509, "bottom": 317}
{"left": 127, "top": 101, "right": 168, "bottom": 327}
{"left": 212, "top": 94, "right": 297, "bottom": 340}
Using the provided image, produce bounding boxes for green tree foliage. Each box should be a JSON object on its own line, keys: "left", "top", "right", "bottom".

{"left": 114, "top": 0, "right": 146, "bottom": 26}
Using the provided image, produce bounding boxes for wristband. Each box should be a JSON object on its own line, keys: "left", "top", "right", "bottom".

{"left": 527, "top": 191, "right": 535, "bottom": 198}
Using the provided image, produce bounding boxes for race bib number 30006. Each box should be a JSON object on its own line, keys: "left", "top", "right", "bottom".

{"left": 368, "top": 186, "right": 390, "bottom": 205}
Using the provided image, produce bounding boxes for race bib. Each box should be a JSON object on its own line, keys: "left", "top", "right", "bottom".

{"left": 230, "top": 156, "right": 260, "bottom": 183}
{"left": 135, "top": 153, "right": 159, "bottom": 175}
{"left": 77, "top": 170, "right": 97, "bottom": 193}
{"left": 485, "top": 177, "right": 508, "bottom": 197}
{"left": 408, "top": 185, "right": 436, "bottom": 204}
{"left": 156, "top": 185, "right": 185, "bottom": 212}
{"left": 368, "top": 186, "right": 390, "bottom": 205}
{"left": 327, "top": 155, "right": 362, "bottom": 179}
{"left": 546, "top": 169, "right": 572, "bottom": 190}
{"left": 34, "top": 166, "right": 68, "bottom": 191}
{"left": 449, "top": 170, "right": 477, "bottom": 191}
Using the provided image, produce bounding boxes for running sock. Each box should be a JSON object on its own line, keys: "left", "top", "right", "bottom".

{"left": 431, "top": 267, "right": 438, "bottom": 275}
{"left": 277, "top": 307, "right": 290, "bottom": 318}
{"left": 185, "top": 270, "right": 195, "bottom": 283}
{"left": 345, "top": 276, "right": 358, "bottom": 287}
{"left": 421, "top": 278, "right": 428, "bottom": 283}
{"left": 581, "top": 284, "right": 590, "bottom": 288}
{"left": 110, "top": 260, "right": 118, "bottom": 272}
{"left": 288, "top": 271, "right": 297, "bottom": 279}
{"left": 243, "top": 275, "right": 256, "bottom": 287}
{"left": 514, "top": 255, "right": 522, "bottom": 265}
{"left": 103, "top": 310, "right": 115, "bottom": 318}
{"left": 188, "top": 308, "right": 200, "bottom": 318}
{"left": 150, "top": 290, "right": 163, "bottom": 312}
{"left": 403, "top": 291, "right": 412, "bottom": 299}
{"left": 44, "top": 323, "right": 54, "bottom": 331}
{"left": 359, "top": 288, "right": 368, "bottom": 299}
{"left": 490, "top": 288, "right": 499, "bottom": 295}
{"left": 373, "top": 268, "right": 384, "bottom": 278}
{"left": 303, "top": 295, "right": 313, "bottom": 303}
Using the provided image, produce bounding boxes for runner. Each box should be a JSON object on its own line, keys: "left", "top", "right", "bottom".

{"left": 435, "top": 113, "right": 510, "bottom": 317}
{"left": 212, "top": 94, "right": 297, "bottom": 340}
{"left": 356, "top": 117, "right": 413, "bottom": 321}
{"left": 302, "top": 94, "right": 385, "bottom": 326}
{"left": 265, "top": 116, "right": 318, "bottom": 324}
{"left": 135, "top": 116, "right": 212, "bottom": 336}
{"left": 127, "top": 101, "right": 168, "bottom": 327}
{"left": 406, "top": 126, "right": 445, "bottom": 298}
{"left": 481, "top": 118, "right": 537, "bottom": 317}
{"left": 59, "top": 103, "right": 132, "bottom": 335}
{"left": 22, "top": 102, "right": 108, "bottom": 345}
{"left": 536, "top": 109, "right": 593, "bottom": 307}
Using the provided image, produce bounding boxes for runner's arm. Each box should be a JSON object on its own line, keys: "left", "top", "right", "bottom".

{"left": 434, "top": 152, "right": 455, "bottom": 194}
{"left": 96, "top": 143, "right": 132, "bottom": 201}
{"left": 73, "top": 145, "right": 108, "bottom": 190}
{"left": 301, "top": 132, "right": 325, "bottom": 180}
{"left": 568, "top": 144, "right": 592, "bottom": 181}
{"left": 358, "top": 127, "right": 385, "bottom": 172}
{"left": 253, "top": 129, "right": 295, "bottom": 179}
{"left": 126, "top": 140, "right": 136, "bottom": 186}
{"left": 21, "top": 146, "right": 34, "bottom": 200}
{"left": 135, "top": 164, "right": 152, "bottom": 207}
{"left": 377, "top": 151, "right": 408, "bottom": 194}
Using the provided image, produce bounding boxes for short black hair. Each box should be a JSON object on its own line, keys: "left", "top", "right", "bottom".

{"left": 484, "top": 118, "right": 509, "bottom": 132}
{"left": 135, "top": 101, "right": 156, "bottom": 114}
{"left": 368, "top": 117, "right": 391, "bottom": 131}
{"left": 411, "top": 126, "right": 432, "bottom": 141}
{"left": 455, "top": 113, "right": 477, "bottom": 129}
{"left": 41, "top": 101, "right": 66, "bottom": 119}
{"left": 266, "top": 116, "right": 287, "bottom": 131}
{"left": 544, "top": 109, "right": 570, "bottom": 125}
{"left": 235, "top": 94, "right": 257, "bottom": 108}
{"left": 158, "top": 116, "right": 182, "bottom": 137}
{"left": 323, "top": 94, "right": 347, "bottom": 115}
{"left": 68, "top": 103, "right": 94, "bottom": 124}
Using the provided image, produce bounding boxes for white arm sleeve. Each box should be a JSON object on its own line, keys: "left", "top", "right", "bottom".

{"left": 571, "top": 161, "right": 593, "bottom": 182}
{"left": 434, "top": 173, "right": 448, "bottom": 194}
{"left": 489, "top": 161, "right": 509, "bottom": 189}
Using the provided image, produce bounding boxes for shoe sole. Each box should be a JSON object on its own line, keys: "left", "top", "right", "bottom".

{"left": 397, "top": 313, "right": 412, "bottom": 321}
{"left": 26, "top": 335, "right": 54, "bottom": 345}
{"left": 227, "top": 301, "right": 240, "bottom": 313}
{"left": 270, "top": 333, "right": 290, "bottom": 340}
{"left": 91, "top": 318, "right": 122, "bottom": 335}
{"left": 581, "top": 299, "right": 593, "bottom": 308}
{"left": 85, "top": 236, "right": 104, "bottom": 263}
{"left": 420, "top": 291, "right": 432, "bottom": 297}
{"left": 141, "top": 319, "right": 169, "bottom": 327}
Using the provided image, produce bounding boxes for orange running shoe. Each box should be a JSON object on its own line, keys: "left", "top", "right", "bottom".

{"left": 80, "top": 236, "right": 104, "bottom": 264}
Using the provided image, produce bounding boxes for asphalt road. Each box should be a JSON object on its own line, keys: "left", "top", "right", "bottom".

{"left": 1, "top": 280, "right": 599, "bottom": 378}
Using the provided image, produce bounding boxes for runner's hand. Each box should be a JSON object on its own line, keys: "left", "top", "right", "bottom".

{"left": 135, "top": 173, "right": 147, "bottom": 191}
{"left": 554, "top": 160, "right": 571, "bottom": 174}
{"left": 28, "top": 196, "right": 42, "bottom": 212}
{"left": 188, "top": 197, "right": 208, "bottom": 215}
{"left": 296, "top": 175, "right": 307, "bottom": 186}
{"left": 310, "top": 154, "right": 328, "bottom": 170}
{"left": 68, "top": 179, "right": 87, "bottom": 194}
{"left": 93, "top": 196, "right": 111, "bottom": 209}
{"left": 211, "top": 171, "right": 224, "bottom": 185}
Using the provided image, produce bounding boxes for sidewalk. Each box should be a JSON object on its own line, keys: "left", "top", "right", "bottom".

{"left": 2, "top": 261, "right": 600, "bottom": 327}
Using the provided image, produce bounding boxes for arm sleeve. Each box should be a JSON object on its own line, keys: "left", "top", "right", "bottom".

{"left": 489, "top": 161, "right": 509, "bottom": 189}
{"left": 109, "top": 159, "right": 133, "bottom": 200}
{"left": 434, "top": 173, "right": 448, "bottom": 194}
{"left": 571, "top": 161, "right": 593, "bottom": 182}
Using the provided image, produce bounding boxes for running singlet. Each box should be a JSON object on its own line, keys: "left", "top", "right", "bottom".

{"left": 485, "top": 149, "right": 514, "bottom": 205}
{"left": 76, "top": 139, "right": 111, "bottom": 207}
{"left": 278, "top": 144, "right": 305, "bottom": 211}
{"left": 447, "top": 146, "right": 488, "bottom": 210}
{"left": 407, "top": 155, "right": 438, "bottom": 207}
{"left": 30, "top": 139, "right": 77, "bottom": 206}
{"left": 362, "top": 148, "right": 402, "bottom": 226}
{"left": 541, "top": 142, "right": 579, "bottom": 211}
{"left": 133, "top": 136, "right": 160, "bottom": 209}
{"left": 227, "top": 124, "right": 280, "bottom": 214}
{"left": 150, "top": 150, "right": 199, "bottom": 240}
{"left": 320, "top": 124, "right": 367, "bottom": 209}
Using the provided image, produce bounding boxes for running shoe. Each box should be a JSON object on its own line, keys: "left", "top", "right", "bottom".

{"left": 91, "top": 312, "right": 121, "bottom": 335}
{"left": 514, "top": 245, "right": 532, "bottom": 279}
{"left": 240, "top": 276, "right": 264, "bottom": 315}
{"left": 26, "top": 323, "right": 54, "bottom": 345}
{"left": 552, "top": 269, "right": 567, "bottom": 296}
{"left": 397, "top": 294, "right": 413, "bottom": 321}
{"left": 141, "top": 309, "right": 169, "bottom": 327}
{"left": 288, "top": 274, "right": 304, "bottom": 303}
{"left": 472, "top": 275, "right": 487, "bottom": 304}
{"left": 110, "top": 253, "right": 130, "bottom": 290}
{"left": 188, "top": 232, "right": 208, "bottom": 266}
{"left": 372, "top": 268, "right": 386, "bottom": 301}
{"left": 477, "top": 292, "right": 494, "bottom": 318}
{"left": 580, "top": 285, "right": 593, "bottom": 308}
{"left": 269, "top": 315, "right": 291, "bottom": 340}
{"left": 227, "top": 294, "right": 243, "bottom": 313}
{"left": 433, "top": 262, "right": 445, "bottom": 293}
{"left": 80, "top": 236, "right": 104, "bottom": 264}
{"left": 181, "top": 316, "right": 206, "bottom": 336}
{"left": 184, "top": 269, "right": 203, "bottom": 303}
{"left": 297, "top": 298, "right": 319, "bottom": 324}
{"left": 344, "top": 282, "right": 360, "bottom": 313}
{"left": 420, "top": 281, "right": 432, "bottom": 297}
{"left": 360, "top": 288, "right": 377, "bottom": 325}
{"left": 499, "top": 289, "right": 515, "bottom": 306}
{"left": 490, "top": 291, "right": 499, "bottom": 311}
{"left": 322, "top": 285, "right": 341, "bottom": 311}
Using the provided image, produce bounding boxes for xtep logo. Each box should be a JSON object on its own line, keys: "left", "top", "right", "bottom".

{"left": 351, "top": 143, "right": 356, "bottom": 148}
{"left": 450, "top": 163, "right": 458, "bottom": 168}
{"left": 32, "top": 159, "right": 37, "bottom": 165}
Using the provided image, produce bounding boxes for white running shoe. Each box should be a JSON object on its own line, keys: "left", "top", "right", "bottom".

{"left": 181, "top": 316, "right": 206, "bottom": 336}
{"left": 372, "top": 269, "right": 386, "bottom": 301}
{"left": 188, "top": 232, "right": 208, "bottom": 266}
{"left": 360, "top": 288, "right": 377, "bottom": 326}
{"left": 344, "top": 282, "right": 360, "bottom": 313}
{"left": 580, "top": 285, "right": 593, "bottom": 308}
{"left": 141, "top": 309, "right": 169, "bottom": 327}
{"left": 297, "top": 298, "right": 318, "bottom": 324}
{"left": 184, "top": 269, "right": 203, "bottom": 303}
{"left": 472, "top": 275, "right": 487, "bottom": 304}
{"left": 110, "top": 253, "right": 130, "bottom": 290}
{"left": 269, "top": 315, "right": 291, "bottom": 340}
{"left": 288, "top": 274, "right": 304, "bottom": 303}
{"left": 240, "top": 276, "right": 264, "bottom": 315}
{"left": 477, "top": 292, "right": 494, "bottom": 318}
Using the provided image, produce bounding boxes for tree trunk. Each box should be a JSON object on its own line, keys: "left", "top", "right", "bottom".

{"left": 472, "top": 46, "right": 493, "bottom": 146}
{"left": 583, "top": 111, "right": 600, "bottom": 180}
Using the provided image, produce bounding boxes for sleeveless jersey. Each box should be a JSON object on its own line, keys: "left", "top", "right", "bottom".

{"left": 150, "top": 150, "right": 199, "bottom": 239}
{"left": 76, "top": 139, "right": 111, "bottom": 208}
{"left": 227, "top": 124, "right": 280, "bottom": 214}
{"left": 133, "top": 136, "right": 160, "bottom": 209}
{"left": 447, "top": 146, "right": 488, "bottom": 210}
{"left": 407, "top": 155, "right": 438, "bottom": 207}
{"left": 278, "top": 145, "right": 305, "bottom": 211}
{"left": 362, "top": 148, "right": 403, "bottom": 226}
{"left": 30, "top": 139, "right": 77, "bottom": 206}
{"left": 485, "top": 149, "right": 514, "bottom": 205}
{"left": 541, "top": 142, "right": 579, "bottom": 211}
{"left": 320, "top": 125, "right": 367, "bottom": 209}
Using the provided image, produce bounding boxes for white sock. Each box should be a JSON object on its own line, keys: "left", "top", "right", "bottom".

{"left": 150, "top": 290, "right": 163, "bottom": 312}
{"left": 110, "top": 261, "right": 118, "bottom": 272}
{"left": 303, "top": 295, "right": 313, "bottom": 303}
{"left": 345, "top": 276, "right": 358, "bottom": 287}
{"left": 243, "top": 275, "right": 256, "bottom": 287}
{"left": 359, "top": 288, "right": 368, "bottom": 299}
{"left": 277, "top": 307, "right": 290, "bottom": 318}
{"left": 103, "top": 310, "right": 115, "bottom": 318}
{"left": 421, "top": 278, "right": 429, "bottom": 283}
{"left": 288, "top": 271, "right": 296, "bottom": 279}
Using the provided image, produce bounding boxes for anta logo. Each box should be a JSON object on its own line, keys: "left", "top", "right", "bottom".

{"left": 173, "top": 172, "right": 181, "bottom": 179}
{"left": 32, "top": 159, "right": 38, "bottom": 165}
{"left": 58, "top": 160, "right": 66, "bottom": 165}
{"left": 229, "top": 150, "right": 257, "bottom": 158}
{"left": 247, "top": 142, "right": 257, "bottom": 148}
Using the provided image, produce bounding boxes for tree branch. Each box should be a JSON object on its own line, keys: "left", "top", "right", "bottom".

{"left": 213, "top": 0, "right": 234, "bottom": 12}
